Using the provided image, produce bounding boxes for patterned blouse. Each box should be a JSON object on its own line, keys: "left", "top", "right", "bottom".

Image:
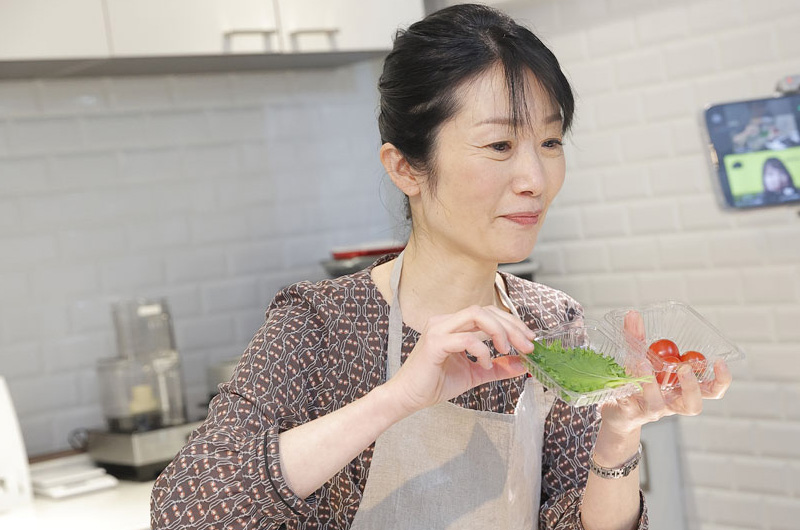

{"left": 151, "top": 255, "right": 648, "bottom": 529}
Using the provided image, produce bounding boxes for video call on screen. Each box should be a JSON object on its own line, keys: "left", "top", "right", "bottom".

{"left": 705, "top": 94, "right": 800, "bottom": 208}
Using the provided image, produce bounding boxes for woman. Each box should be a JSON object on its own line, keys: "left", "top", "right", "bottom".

{"left": 151, "top": 5, "right": 731, "bottom": 529}
{"left": 762, "top": 157, "right": 799, "bottom": 203}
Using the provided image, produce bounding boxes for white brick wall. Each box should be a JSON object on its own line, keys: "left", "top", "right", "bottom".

{"left": 506, "top": 0, "right": 800, "bottom": 527}
{"left": 0, "top": 61, "right": 394, "bottom": 455}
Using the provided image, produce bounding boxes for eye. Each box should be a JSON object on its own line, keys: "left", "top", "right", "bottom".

{"left": 542, "top": 138, "right": 563, "bottom": 149}
{"left": 489, "top": 141, "right": 512, "bottom": 153}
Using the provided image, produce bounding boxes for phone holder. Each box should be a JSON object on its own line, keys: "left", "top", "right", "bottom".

{"left": 776, "top": 75, "right": 800, "bottom": 95}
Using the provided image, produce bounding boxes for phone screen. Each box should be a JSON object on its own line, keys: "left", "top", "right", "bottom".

{"left": 705, "top": 94, "right": 800, "bottom": 208}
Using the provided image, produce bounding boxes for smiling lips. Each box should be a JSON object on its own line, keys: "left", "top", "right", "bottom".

{"left": 502, "top": 211, "right": 541, "bottom": 226}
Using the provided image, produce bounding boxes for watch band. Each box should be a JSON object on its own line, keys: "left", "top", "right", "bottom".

{"left": 589, "top": 444, "right": 643, "bottom": 479}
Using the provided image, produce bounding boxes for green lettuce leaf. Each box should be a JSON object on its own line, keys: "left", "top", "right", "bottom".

{"left": 526, "top": 339, "right": 653, "bottom": 394}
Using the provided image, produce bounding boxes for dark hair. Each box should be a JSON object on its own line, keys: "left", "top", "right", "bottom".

{"left": 762, "top": 157, "right": 797, "bottom": 201}
{"left": 378, "top": 3, "right": 574, "bottom": 181}
{"left": 762, "top": 157, "right": 792, "bottom": 180}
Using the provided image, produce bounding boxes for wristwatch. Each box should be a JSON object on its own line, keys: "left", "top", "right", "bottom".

{"left": 589, "top": 444, "right": 643, "bottom": 479}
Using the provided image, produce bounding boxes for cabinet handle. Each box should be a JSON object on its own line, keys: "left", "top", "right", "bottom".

{"left": 287, "top": 27, "right": 339, "bottom": 36}
{"left": 287, "top": 27, "right": 339, "bottom": 52}
{"left": 222, "top": 29, "right": 279, "bottom": 53}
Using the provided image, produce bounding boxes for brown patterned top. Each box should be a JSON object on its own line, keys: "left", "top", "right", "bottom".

{"left": 151, "top": 255, "right": 648, "bottom": 529}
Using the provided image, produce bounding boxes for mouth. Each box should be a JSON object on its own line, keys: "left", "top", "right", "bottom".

{"left": 501, "top": 211, "right": 542, "bottom": 226}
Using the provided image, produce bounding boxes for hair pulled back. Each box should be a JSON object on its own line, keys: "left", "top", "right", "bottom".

{"left": 378, "top": 3, "right": 574, "bottom": 178}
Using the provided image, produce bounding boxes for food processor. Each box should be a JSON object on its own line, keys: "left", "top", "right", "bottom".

{"left": 87, "top": 298, "right": 201, "bottom": 481}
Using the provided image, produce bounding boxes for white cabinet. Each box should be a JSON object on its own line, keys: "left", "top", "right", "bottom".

{"left": 0, "top": 0, "right": 425, "bottom": 74}
{"left": 105, "top": 0, "right": 282, "bottom": 56}
{"left": 105, "top": 0, "right": 423, "bottom": 57}
{"left": 276, "top": 0, "right": 424, "bottom": 53}
{"left": 0, "top": 0, "right": 109, "bottom": 60}
{"left": 221, "top": 0, "right": 283, "bottom": 54}
{"left": 335, "top": 1, "right": 424, "bottom": 51}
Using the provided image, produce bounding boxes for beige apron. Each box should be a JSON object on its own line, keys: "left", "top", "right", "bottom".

{"left": 349, "top": 252, "right": 554, "bottom": 530}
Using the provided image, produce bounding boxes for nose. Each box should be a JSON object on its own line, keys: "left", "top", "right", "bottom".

{"left": 511, "top": 143, "right": 546, "bottom": 197}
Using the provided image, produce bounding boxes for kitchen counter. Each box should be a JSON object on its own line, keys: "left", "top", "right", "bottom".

{"left": 0, "top": 479, "right": 154, "bottom": 530}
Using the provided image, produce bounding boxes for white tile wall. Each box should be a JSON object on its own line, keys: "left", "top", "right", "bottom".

{"left": 0, "top": 61, "right": 394, "bottom": 455}
{"left": 504, "top": 0, "right": 800, "bottom": 527}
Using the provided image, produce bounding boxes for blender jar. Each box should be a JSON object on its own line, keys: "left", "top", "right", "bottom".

{"left": 112, "top": 298, "right": 176, "bottom": 359}
{"left": 110, "top": 297, "right": 187, "bottom": 427}
{"left": 96, "top": 357, "right": 163, "bottom": 433}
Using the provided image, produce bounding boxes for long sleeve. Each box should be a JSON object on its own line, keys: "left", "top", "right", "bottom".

{"left": 538, "top": 399, "right": 649, "bottom": 530}
{"left": 151, "top": 282, "right": 334, "bottom": 530}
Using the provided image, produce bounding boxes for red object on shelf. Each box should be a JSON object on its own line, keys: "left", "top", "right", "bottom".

{"left": 331, "top": 242, "right": 406, "bottom": 261}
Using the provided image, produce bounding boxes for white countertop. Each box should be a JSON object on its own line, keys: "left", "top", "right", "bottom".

{"left": 0, "top": 479, "right": 154, "bottom": 530}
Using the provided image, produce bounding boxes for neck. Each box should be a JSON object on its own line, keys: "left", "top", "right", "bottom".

{"left": 396, "top": 235, "right": 500, "bottom": 330}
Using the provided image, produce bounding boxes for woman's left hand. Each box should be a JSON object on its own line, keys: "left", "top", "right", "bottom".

{"left": 598, "top": 310, "right": 733, "bottom": 434}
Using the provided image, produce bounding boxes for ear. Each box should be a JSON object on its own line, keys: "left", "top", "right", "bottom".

{"left": 380, "top": 143, "right": 422, "bottom": 198}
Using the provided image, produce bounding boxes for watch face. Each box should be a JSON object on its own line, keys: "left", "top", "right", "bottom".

{"left": 589, "top": 444, "right": 643, "bottom": 479}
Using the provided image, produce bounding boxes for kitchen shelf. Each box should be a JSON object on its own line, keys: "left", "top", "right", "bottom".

{"left": 0, "top": 50, "right": 387, "bottom": 80}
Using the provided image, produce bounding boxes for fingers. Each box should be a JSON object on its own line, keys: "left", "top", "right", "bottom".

{"left": 438, "top": 332, "right": 494, "bottom": 369}
{"left": 674, "top": 364, "right": 703, "bottom": 415}
{"left": 484, "top": 306, "right": 536, "bottom": 353}
{"left": 627, "top": 353, "right": 655, "bottom": 378}
{"left": 699, "top": 359, "right": 732, "bottom": 399}
{"left": 473, "top": 355, "right": 527, "bottom": 386}
{"left": 436, "top": 305, "right": 535, "bottom": 357}
{"left": 640, "top": 380, "right": 672, "bottom": 420}
{"left": 602, "top": 357, "right": 734, "bottom": 434}
{"left": 623, "top": 310, "right": 645, "bottom": 345}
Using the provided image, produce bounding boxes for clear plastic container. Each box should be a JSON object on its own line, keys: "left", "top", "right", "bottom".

{"left": 604, "top": 301, "right": 746, "bottom": 391}
{"left": 521, "top": 319, "right": 653, "bottom": 408}
{"left": 522, "top": 301, "right": 746, "bottom": 404}
{"left": 112, "top": 298, "right": 176, "bottom": 361}
{"left": 96, "top": 357, "right": 163, "bottom": 433}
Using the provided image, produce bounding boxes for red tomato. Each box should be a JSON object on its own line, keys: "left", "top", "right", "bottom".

{"left": 649, "top": 339, "right": 680, "bottom": 360}
{"left": 680, "top": 350, "right": 707, "bottom": 373}
{"left": 655, "top": 354, "right": 681, "bottom": 386}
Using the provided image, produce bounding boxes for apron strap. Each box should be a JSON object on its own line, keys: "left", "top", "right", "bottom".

{"left": 387, "top": 251, "right": 405, "bottom": 379}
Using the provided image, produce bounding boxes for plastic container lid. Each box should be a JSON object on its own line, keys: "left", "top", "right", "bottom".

{"left": 604, "top": 300, "right": 746, "bottom": 391}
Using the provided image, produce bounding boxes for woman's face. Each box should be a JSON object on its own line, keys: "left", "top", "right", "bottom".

{"left": 409, "top": 65, "right": 566, "bottom": 264}
{"left": 763, "top": 164, "right": 791, "bottom": 192}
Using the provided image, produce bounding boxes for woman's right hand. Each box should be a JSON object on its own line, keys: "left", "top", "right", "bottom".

{"left": 382, "top": 305, "right": 536, "bottom": 417}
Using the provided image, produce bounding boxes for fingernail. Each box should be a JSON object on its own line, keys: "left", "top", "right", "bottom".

{"left": 678, "top": 364, "right": 692, "bottom": 377}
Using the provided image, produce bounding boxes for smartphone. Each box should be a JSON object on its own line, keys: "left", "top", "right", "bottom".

{"left": 703, "top": 93, "right": 800, "bottom": 209}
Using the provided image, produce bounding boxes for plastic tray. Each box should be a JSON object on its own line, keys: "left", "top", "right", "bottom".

{"left": 521, "top": 319, "right": 652, "bottom": 408}
{"left": 604, "top": 301, "right": 746, "bottom": 391}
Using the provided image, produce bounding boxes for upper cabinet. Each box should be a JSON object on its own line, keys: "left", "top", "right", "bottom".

{"left": 103, "top": 0, "right": 423, "bottom": 57}
{"left": 0, "top": 0, "right": 425, "bottom": 77}
{"left": 0, "top": 0, "right": 110, "bottom": 60}
{"left": 105, "top": 0, "right": 283, "bottom": 56}
{"left": 276, "top": 0, "right": 423, "bottom": 53}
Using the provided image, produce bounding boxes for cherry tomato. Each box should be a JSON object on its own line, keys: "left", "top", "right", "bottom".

{"left": 654, "top": 354, "right": 681, "bottom": 386}
{"left": 680, "top": 350, "right": 707, "bottom": 373}
{"left": 649, "top": 339, "right": 680, "bottom": 360}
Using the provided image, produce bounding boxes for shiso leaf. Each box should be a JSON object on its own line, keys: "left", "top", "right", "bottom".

{"left": 526, "top": 339, "right": 654, "bottom": 394}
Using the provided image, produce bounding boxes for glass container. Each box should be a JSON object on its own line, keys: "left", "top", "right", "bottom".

{"left": 96, "top": 357, "right": 162, "bottom": 433}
